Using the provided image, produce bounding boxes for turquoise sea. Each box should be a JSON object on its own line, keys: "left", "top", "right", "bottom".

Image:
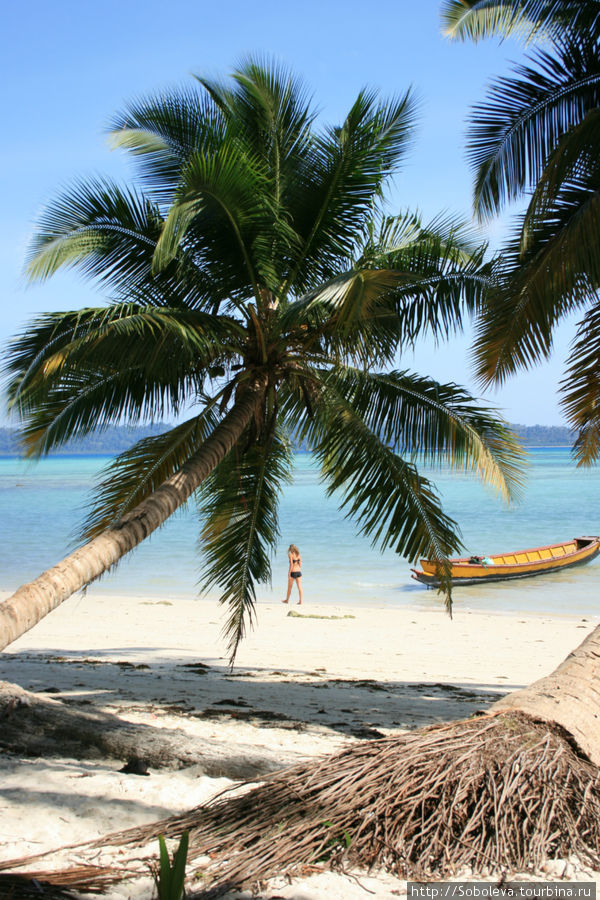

{"left": 1, "top": 449, "right": 599, "bottom": 616}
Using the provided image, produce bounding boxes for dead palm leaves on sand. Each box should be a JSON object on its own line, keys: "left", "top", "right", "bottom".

{"left": 3, "top": 712, "right": 600, "bottom": 897}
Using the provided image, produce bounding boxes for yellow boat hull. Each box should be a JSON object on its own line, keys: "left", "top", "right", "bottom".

{"left": 411, "top": 536, "right": 600, "bottom": 587}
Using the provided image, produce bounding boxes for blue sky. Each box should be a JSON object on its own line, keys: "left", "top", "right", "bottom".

{"left": 1, "top": 0, "right": 576, "bottom": 425}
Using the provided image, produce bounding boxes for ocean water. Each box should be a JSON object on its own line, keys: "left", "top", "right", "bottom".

{"left": 1, "top": 449, "right": 599, "bottom": 616}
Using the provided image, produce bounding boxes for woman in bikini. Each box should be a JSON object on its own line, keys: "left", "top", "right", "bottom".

{"left": 283, "top": 543, "right": 303, "bottom": 605}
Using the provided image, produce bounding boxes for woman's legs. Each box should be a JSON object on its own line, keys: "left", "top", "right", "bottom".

{"left": 295, "top": 576, "right": 303, "bottom": 604}
{"left": 283, "top": 575, "right": 293, "bottom": 603}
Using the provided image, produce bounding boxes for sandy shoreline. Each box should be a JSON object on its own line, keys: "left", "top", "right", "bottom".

{"left": 1, "top": 592, "right": 599, "bottom": 897}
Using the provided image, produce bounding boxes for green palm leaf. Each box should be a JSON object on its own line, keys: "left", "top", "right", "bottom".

{"left": 474, "top": 172, "right": 600, "bottom": 388}
{"left": 284, "top": 375, "right": 459, "bottom": 556}
{"left": 355, "top": 212, "right": 489, "bottom": 342}
{"left": 197, "top": 57, "right": 316, "bottom": 186}
{"left": 153, "top": 142, "right": 266, "bottom": 275}
{"left": 522, "top": 105, "right": 600, "bottom": 231}
{"left": 560, "top": 302, "right": 600, "bottom": 465}
{"left": 520, "top": 168, "right": 600, "bottom": 298}
{"left": 467, "top": 37, "right": 600, "bottom": 219}
{"left": 283, "top": 212, "right": 490, "bottom": 366}
{"left": 304, "top": 382, "right": 461, "bottom": 610}
{"left": 26, "top": 179, "right": 165, "bottom": 286}
{"left": 198, "top": 427, "right": 293, "bottom": 661}
{"left": 25, "top": 177, "right": 228, "bottom": 311}
{"left": 6, "top": 305, "right": 241, "bottom": 454}
{"left": 322, "top": 367, "right": 525, "bottom": 501}
{"left": 441, "top": 0, "right": 600, "bottom": 44}
{"left": 110, "top": 88, "right": 226, "bottom": 204}
{"left": 282, "top": 88, "right": 418, "bottom": 294}
{"left": 7, "top": 305, "right": 240, "bottom": 404}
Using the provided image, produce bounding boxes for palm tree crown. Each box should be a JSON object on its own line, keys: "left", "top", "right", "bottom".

{"left": 443, "top": 1, "right": 600, "bottom": 463}
{"left": 5, "top": 60, "right": 522, "bottom": 658}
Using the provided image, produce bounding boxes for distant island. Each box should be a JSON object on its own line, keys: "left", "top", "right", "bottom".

{"left": 0, "top": 422, "right": 575, "bottom": 456}
{"left": 511, "top": 424, "right": 573, "bottom": 447}
{"left": 0, "top": 424, "right": 169, "bottom": 456}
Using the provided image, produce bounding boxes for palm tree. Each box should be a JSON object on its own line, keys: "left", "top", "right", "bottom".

{"left": 442, "top": 0, "right": 600, "bottom": 463}
{"left": 0, "top": 60, "right": 522, "bottom": 660}
{"left": 3, "top": 57, "right": 599, "bottom": 890}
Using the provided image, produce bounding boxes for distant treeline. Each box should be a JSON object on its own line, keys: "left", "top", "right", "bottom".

{"left": 511, "top": 424, "right": 573, "bottom": 447}
{"left": 0, "top": 422, "right": 574, "bottom": 456}
{"left": 0, "top": 424, "right": 169, "bottom": 456}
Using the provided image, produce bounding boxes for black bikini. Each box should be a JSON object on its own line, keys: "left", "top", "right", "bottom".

{"left": 291, "top": 557, "right": 301, "bottom": 578}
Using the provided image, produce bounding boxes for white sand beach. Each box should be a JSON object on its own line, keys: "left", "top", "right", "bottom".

{"left": 1, "top": 592, "right": 599, "bottom": 898}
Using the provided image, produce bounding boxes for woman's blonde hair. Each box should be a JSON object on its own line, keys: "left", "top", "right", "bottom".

{"left": 288, "top": 544, "right": 300, "bottom": 556}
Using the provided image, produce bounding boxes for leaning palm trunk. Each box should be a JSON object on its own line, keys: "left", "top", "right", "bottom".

{"left": 5, "top": 622, "right": 600, "bottom": 894}
{"left": 0, "top": 377, "right": 266, "bottom": 652}
{"left": 493, "top": 621, "right": 600, "bottom": 766}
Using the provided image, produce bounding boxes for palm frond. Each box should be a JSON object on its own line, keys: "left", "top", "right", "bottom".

{"left": 24, "top": 169, "right": 279, "bottom": 316}
{"left": 358, "top": 210, "right": 483, "bottom": 266}
{"left": 25, "top": 176, "right": 231, "bottom": 312}
{"left": 198, "top": 427, "right": 293, "bottom": 662}
{"left": 26, "top": 179, "right": 165, "bottom": 287}
{"left": 12, "top": 367, "right": 194, "bottom": 458}
{"left": 290, "top": 269, "right": 411, "bottom": 364}
{"left": 109, "top": 87, "right": 226, "bottom": 204}
{"left": 474, "top": 174, "right": 600, "bottom": 386}
{"left": 357, "top": 212, "right": 489, "bottom": 342}
{"left": 7, "top": 304, "right": 240, "bottom": 409}
{"left": 522, "top": 105, "right": 600, "bottom": 231}
{"left": 441, "top": 0, "right": 600, "bottom": 44}
{"left": 197, "top": 56, "right": 316, "bottom": 188}
{"left": 467, "top": 36, "right": 600, "bottom": 219}
{"left": 560, "top": 301, "right": 600, "bottom": 465}
{"left": 283, "top": 212, "right": 490, "bottom": 364}
{"left": 322, "top": 367, "right": 525, "bottom": 502}
{"left": 281, "top": 87, "right": 418, "bottom": 294}
{"left": 5, "top": 305, "right": 241, "bottom": 454}
{"left": 81, "top": 410, "right": 221, "bottom": 539}
{"left": 292, "top": 373, "right": 463, "bottom": 589}
{"left": 152, "top": 141, "right": 269, "bottom": 289}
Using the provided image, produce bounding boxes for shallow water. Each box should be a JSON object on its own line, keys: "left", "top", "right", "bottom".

{"left": 1, "top": 449, "right": 599, "bottom": 615}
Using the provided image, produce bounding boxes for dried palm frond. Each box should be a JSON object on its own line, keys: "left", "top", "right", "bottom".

{"left": 5, "top": 713, "right": 599, "bottom": 897}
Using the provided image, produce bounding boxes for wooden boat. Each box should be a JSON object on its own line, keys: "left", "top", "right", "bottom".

{"left": 411, "top": 536, "right": 600, "bottom": 587}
